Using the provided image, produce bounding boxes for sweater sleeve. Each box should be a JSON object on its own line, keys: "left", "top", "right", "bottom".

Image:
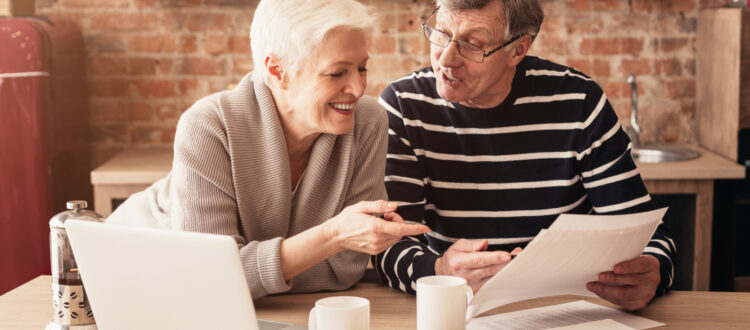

{"left": 575, "top": 83, "right": 676, "bottom": 296}
{"left": 169, "top": 101, "right": 291, "bottom": 299}
{"left": 372, "top": 86, "right": 440, "bottom": 294}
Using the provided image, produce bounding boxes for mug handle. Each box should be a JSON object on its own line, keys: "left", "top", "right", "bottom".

{"left": 465, "top": 286, "right": 474, "bottom": 323}
{"left": 308, "top": 307, "right": 317, "bottom": 330}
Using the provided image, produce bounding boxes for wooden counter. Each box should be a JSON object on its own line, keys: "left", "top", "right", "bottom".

{"left": 3, "top": 275, "right": 750, "bottom": 330}
{"left": 90, "top": 145, "right": 746, "bottom": 290}
{"left": 90, "top": 147, "right": 172, "bottom": 216}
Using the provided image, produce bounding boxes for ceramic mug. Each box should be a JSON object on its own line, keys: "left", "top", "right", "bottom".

{"left": 416, "top": 275, "right": 473, "bottom": 330}
{"left": 308, "top": 296, "right": 369, "bottom": 330}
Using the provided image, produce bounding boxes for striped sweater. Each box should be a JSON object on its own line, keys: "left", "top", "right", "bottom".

{"left": 373, "top": 56, "right": 676, "bottom": 297}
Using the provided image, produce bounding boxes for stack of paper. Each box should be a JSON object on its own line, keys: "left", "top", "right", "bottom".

{"left": 467, "top": 208, "right": 668, "bottom": 319}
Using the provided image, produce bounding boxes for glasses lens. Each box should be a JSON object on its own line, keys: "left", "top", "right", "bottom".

{"left": 456, "top": 41, "right": 484, "bottom": 63}
{"left": 424, "top": 25, "right": 448, "bottom": 47}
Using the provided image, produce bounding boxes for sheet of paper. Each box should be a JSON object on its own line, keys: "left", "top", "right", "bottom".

{"left": 546, "top": 319, "right": 635, "bottom": 330}
{"left": 466, "top": 300, "right": 665, "bottom": 330}
{"left": 468, "top": 208, "right": 667, "bottom": 318}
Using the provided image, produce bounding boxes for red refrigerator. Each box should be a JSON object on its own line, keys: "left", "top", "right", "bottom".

{"left": 0, "top": 17, "right": 91, "bottom": 294}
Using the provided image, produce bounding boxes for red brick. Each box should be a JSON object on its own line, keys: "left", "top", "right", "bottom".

{"left": 134, "top": 80, "right": 177, "bottom": 98}
{"left": 591, "top": 0, "right": 628, "bottom": 11}
{"left": 565, "top": 15, "right": 603, "bottom": 34}
{"left": 566, "top": 0, "right": 590, "bottom": 11}
{"left": 666, "top": 79, "right": 695, "bottom": 98}
{"left": 204, "top": 35, "right": 228, "bottom": 56}
{"left": 233, "top": 57, "right": 253, "bottom": 74}
{"left": 88, "top": 57, "right": 128, "bottom": 75}
{"left": 566, "top": 59, "right": 593, "bottom": 75}
{"left": 156, "top": 59, "right": 174, "bottom": 74}
{"left": 684, "top": 59, "right": 696, "bottom": 76}
{"left": 86, "top": 35, "right": 126, "bottom": 53}
{"left": 620, "top": 59, "right": 652, "bottom": 75}
{"left": 656, "top": 58, "right": 682, "bottom": 76}
{"left": 129, "top": 102, "right": 154, "bottom": 122}
{"left": 660, "top": 38, "right": 690, "bottom": 53}
{"left": 230, "top": 35, "right": 251, "bottom": 53}
{"left": 178, "top": 35, "right": 198, "bottom": 53}
{"left": 370, "top": 35, "right": 396, "bottom": 54}
{"left": 89, "top": 13, "right": 160, "bottom": 32}
{"left": 603, "top": 81, "right": 629, "bottom": 98}
{"left": 184, "top": 13, "right": 229, "bottom": 31}
{"left": 580, "top": 38, "right": 616, "bottom": 55}
{"left": 128, "top": 57, "right": 158, "bottom": 75}
{"left": 130, "top": 126, "right": 163, "bottom": 144}
{"left": 400, "top": 35, "right": 428, "bottom": 56}
{"left": 593, "top": 59, "right": 611, "bottom": 77}
{"left": 129, "top": 35, "right": 176, "bottom": 53}
{"left": 162, "top": 127, "right": 177, "bottom": 143}
{"left": 90, "top": 79, "right": 131, "bottom": 98}
{"left": 632, "top": 0, "right": 697, "bottom": 13}
{"left": 60, "top": 0, "right": 128, "bottom": 8}
{"left": 178, "top": 57, "right": 223, "bottom": 75}
{"left": 91, "top": 124, "right": 128, "bottom": 144}
{"left": 681, "top": 100, "right": 696, "bottom": 117}
{"left": 90, "top": 101, "right": 129, "bottom": 122}
{"left": 178, "top": 79, "right": 201, "bottom": 96}
{"left": 621, "top": 38, "right": 644, "bottom": 55}
{"left": 155, "top": 104, "right": 180, "bottom": 121}
{"left": 397, "top": 13, "right": 420, "bottom": 33}
{"left": 534, "top": 33, "right": 569, "bottom": 57}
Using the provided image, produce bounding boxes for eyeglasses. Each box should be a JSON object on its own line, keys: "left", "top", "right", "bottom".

{"left": 422, "top": 7, "right": 523, "bottom": 63}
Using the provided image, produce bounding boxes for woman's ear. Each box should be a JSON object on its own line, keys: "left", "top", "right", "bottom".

{"left": 265, "top": 55, "right": 288, "bottom": 89}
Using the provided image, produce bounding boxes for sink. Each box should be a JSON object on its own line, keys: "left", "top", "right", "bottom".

{"left": 631, "top": 145, "right": 701, "bottom": 163}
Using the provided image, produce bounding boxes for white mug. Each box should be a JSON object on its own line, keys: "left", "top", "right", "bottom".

{"left": 308, "top": 296, "right": 370, "bottom": 330}
{"left": 417, "top": 275, "right": 473, "bottom": 330}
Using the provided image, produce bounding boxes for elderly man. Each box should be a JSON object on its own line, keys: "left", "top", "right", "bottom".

{"left": 373, "top": 0, "right": 676, "bottom": 311}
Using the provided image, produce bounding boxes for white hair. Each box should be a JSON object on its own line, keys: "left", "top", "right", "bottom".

{"left": 250, "top": 0, "right": 376, "bottom": 83}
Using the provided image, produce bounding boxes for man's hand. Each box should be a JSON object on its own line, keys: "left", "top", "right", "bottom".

{"left": 434, "top": 239, "right": 515, "bottom": 293}
{"left": 587, "top": 254, "right": 661, "bottom": 311}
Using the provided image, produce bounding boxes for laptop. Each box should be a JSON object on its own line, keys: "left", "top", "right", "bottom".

{"left": 65, "top": 220, "right": 307, "bottom": 330}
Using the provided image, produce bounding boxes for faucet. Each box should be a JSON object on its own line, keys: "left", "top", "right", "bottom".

{"left": 625, "top": 73, "right": 641, "bottom": 147}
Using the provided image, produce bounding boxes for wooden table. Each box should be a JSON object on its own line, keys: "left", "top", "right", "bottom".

{"left": 2, "top": 276, "right": 750, "bottom": 329}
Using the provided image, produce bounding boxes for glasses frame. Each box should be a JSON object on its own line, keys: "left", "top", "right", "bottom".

{"left": 422, "top": 6, "right": 524, "bottom": 63}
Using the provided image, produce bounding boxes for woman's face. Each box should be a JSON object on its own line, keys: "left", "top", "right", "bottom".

{"left": 284, "top": 28, "right": 369, "bottom": 136}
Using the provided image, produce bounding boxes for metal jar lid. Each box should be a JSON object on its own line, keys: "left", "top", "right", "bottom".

{"left": 49, "top": 200, "right": 105, "bottom": 229}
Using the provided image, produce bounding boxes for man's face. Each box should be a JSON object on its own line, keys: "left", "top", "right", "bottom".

{"left": 431, "top": 1, "right": 517, "bottom": 108}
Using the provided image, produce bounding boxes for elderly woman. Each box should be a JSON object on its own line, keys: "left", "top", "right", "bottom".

{"left": 108, "top": 0, "right": 429, "bottom": 299}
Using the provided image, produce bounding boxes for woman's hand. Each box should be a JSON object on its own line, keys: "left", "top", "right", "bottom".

{"left": 325, "top": 200, "right": 431, "bottom": 255}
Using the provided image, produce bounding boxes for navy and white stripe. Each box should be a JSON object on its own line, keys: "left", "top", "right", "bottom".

{"left": 372, "top": 56, "right": 676, "bottom": 295}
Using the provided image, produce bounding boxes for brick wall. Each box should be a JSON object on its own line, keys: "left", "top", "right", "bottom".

{"left": 34, "top": 0, "right": 730, "bottom": 167}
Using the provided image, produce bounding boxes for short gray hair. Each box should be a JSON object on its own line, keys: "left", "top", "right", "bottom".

{"left": 250, "top": 0, "right": 376, "bottom": 82}
{"left": 437, "top": 0, "right": 544, "bottom": 40}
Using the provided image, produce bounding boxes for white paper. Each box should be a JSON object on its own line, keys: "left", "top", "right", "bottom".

{"left": 466, "top": 300, "right": 665, "bottom": 330}
{"left": 468, "top": 208, "right": 667, "bottom": 318}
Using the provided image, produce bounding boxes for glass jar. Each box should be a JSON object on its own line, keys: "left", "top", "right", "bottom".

{"left": 46, "top": 200, "right": 104, "bottom": 330}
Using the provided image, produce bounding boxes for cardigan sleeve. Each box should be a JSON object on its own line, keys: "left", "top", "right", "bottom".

{"left": 169, "top": 100, "right": 292, "bottom": 299}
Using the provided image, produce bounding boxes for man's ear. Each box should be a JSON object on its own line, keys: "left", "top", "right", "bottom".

{"left": 264, "top": 55, "right": 287, "bottom": 89}
{"left": 508, "top": 34, "right": 533, "bottom": 67}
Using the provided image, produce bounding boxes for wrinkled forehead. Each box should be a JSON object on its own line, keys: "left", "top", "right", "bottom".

{"left": 435, "top": 3, "right": 507, "bottom": 40}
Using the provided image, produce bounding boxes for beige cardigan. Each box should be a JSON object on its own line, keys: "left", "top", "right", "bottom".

{"left": 108, "top": 72, "right": 388, "bottom": 298}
